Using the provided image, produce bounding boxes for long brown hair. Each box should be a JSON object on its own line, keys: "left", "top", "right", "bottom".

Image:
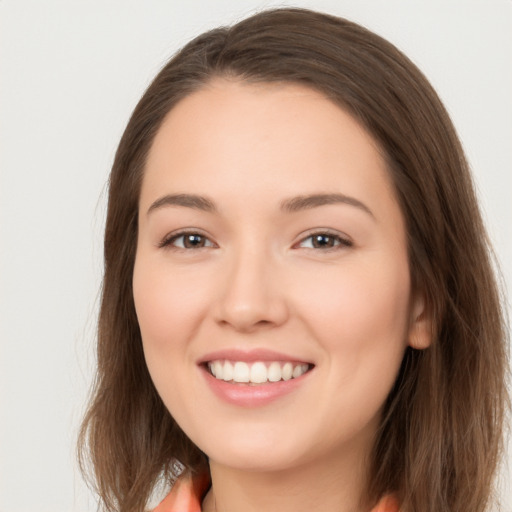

{"left": 78, "top": 8, "right": 509, "bottom": 512}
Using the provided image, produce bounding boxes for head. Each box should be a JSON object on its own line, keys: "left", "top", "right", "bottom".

{"left": 79, "top": 8, "right": 507, "bottom": 512}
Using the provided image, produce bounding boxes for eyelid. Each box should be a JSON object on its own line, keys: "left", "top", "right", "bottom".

{"left": 157, "top": 228, "right": 352, "bottom": 251}
{"left": 158, "top": 228, "right": 217, "bottom": 250}
{"left": 293, "top": 229, "right": 353, "bottom": 250}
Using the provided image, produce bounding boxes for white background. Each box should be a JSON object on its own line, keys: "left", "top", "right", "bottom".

{"left": 1, "top": 1, "right": 511, "bottom": 511}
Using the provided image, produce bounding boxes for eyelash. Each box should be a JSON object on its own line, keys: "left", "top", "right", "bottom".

{"left": 295, "top": 229, "right": 353, "bottom": 251}
{"left": 158, "top": 229, "right": 353, "bottom": 252}
{"left": 158, "top": 229, "right": 215, "bottom": 250}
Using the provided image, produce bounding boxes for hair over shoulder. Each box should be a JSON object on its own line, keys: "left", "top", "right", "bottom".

{"left": 78, "top": 8, "right": 510, "bottom": 512}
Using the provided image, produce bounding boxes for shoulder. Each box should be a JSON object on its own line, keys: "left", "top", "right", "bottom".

{"left": 371, "top": 494, "right": 400, "bottom": 512}
{"left": 152, "top": 471, "right": 397, "bottom": 512}
{"left": 152, "top": 471, "right": 211, "bottom": 512}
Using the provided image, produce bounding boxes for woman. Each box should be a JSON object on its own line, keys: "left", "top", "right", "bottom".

{"left": 78, "top": 8, "right": 509, "bottom": 512}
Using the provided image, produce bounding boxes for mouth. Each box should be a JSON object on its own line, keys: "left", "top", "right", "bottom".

{"left": 198, "top": 350, "right": 315, "bottom": 406}
{"left": 205, "top": 360, "right": 314, "bottom": 385}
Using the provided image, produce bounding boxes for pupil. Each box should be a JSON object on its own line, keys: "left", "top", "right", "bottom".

{"left": 313, "top": 234, "right": 333, "bottom": 248}
{"left": 185, "top": 234, "right": 203, "bottom": 248}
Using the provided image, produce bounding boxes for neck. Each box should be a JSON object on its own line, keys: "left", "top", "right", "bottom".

{"left": 202, "top": 443, "right": 372, "bottom": 512}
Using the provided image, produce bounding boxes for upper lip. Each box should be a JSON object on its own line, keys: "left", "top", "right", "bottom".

{"left": 197, "top": 348, "right": 314, "bottom": 365}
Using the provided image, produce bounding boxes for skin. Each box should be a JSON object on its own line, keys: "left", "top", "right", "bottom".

{"left": 133, "top": 79, "right": 430, "bottom": 512}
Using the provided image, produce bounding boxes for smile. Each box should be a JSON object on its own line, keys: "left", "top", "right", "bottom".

{"left": 207, "top": 360, "right": 311, "bottom": 384}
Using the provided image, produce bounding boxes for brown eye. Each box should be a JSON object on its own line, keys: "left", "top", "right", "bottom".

{"left": 311, "top": 234, "right": 337, "bottom": 248}
{"left": 182, "top": 234, "right": 207, "bottom": 248}
{"left": 160, "top": 232, "right": 215, "bottom": 250}
{"left": 298, "top": 232, "right": 352, "bottom": 250}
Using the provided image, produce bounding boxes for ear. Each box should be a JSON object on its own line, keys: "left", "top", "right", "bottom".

{"left": 407, "top": 293, "right": 432, "bottom": 350}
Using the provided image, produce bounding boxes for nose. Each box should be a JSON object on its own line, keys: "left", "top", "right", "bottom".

{"left": 214, "top": 245, "right": 289, "bottom": 333}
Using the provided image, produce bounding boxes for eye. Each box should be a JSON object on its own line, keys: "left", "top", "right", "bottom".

{"left": 159, "top": 231, "right": 216, "bottom": 250}
{"left": 297, "top": 231, "right": 352, "bottom": 250}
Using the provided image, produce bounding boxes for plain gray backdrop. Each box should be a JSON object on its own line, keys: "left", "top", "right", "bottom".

{"left": 1, "top": 1, "right": 511, "bottom": 511}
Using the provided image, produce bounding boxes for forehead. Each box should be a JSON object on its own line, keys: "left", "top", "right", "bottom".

{"left": 141, "top": 79, "right": 399, "bottom": 221}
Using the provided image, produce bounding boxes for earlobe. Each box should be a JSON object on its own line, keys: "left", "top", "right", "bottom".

{"left": 408, "top": 294, "right": 433, "bottom": 350}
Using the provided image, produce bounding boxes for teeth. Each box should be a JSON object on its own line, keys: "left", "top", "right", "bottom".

{"left": 268, "top": 362, "right": 282, "bottom": 382}
{"left": 250, "top": 362, "right": 267, "bottom": 384}
{"left": 282, "top": 362, "right": 293, "bottom": 381}
{"left": 222, "top": 361, "right": 234, "bottom": 381}
{"left": 212, "top": 361, "right": 223, "bottom": 379}
{"left": 208, "top": 360, "right": 310, "bottom": 384}
{"left": 233, "top": 362, "right": 250, "bottom": 383}
{"left": 292, "top": 364, "right": 305, "bottom": 378}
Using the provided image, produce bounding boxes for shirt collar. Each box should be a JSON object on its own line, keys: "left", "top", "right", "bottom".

{"left": 152, "top": 471, "right": 399, "bottom": 512}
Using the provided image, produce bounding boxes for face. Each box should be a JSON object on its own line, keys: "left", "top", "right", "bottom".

{"left": 133, "top": 79, "right": 427, "bottom": 473}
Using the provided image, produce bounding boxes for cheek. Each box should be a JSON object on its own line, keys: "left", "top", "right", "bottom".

{"left": 132, "top": 257, "right": 212, "bottom": 420}
{"left": 295, "top": 258, "right": 411, "bottom": 431}
{"left": 292, "top": 255, "right": 411, "bottom": 363}
{"left": 132, "top": 257, "right": 208, "bottom": 355}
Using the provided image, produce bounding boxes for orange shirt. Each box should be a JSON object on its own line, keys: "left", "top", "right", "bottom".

{"left": 153, "top": 471, "right": 399, "bottom": 512}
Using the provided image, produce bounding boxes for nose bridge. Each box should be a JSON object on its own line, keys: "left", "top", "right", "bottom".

{"left": 215, "top": 236, "right": 288, "bottom": 331}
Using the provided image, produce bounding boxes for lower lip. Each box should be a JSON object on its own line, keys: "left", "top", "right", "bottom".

{"left": 201, "top": 366, "right": 311, "bottom": 407}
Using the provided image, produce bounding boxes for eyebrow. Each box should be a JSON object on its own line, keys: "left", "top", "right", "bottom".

{"left": 147, "top": 192, "right": 374, "bottom": 218}
{"left": 147, "top": 194, "right": 217, "bottom": 215}
{"left": 280, "top": 193, "right": 374, "bottom": 218}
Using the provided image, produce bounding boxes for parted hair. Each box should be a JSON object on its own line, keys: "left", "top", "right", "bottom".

{"left": 78, "top": 8, "right": 509, "bottom": 512}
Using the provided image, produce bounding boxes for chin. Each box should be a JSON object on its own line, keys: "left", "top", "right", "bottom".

{"left": 208, "top": 447, "right": 305, "bottom": 473}
{"left": 196, "top": 426, "right": 325, "bottom": 473}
